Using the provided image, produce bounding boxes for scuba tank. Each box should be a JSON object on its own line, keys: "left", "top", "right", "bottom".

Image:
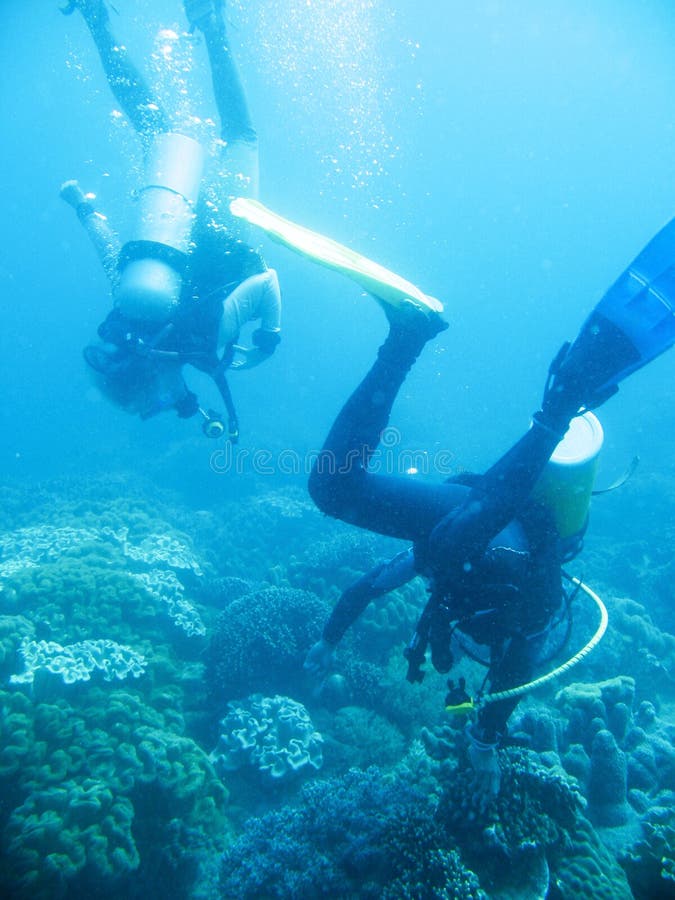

{"left": 532, "top": 411, "right": 604, "bottom": 539}
{"left": 115, "top": 132, "right": 205, "bottom": 323}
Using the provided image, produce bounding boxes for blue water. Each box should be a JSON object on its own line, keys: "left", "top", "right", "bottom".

{"left": 1, "top": 2, "right": 675, "bottom": 898}
{"left": 2, "top": 0, "right": 674, "bottom": 490}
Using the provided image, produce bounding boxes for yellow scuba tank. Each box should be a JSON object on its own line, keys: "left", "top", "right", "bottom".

{"left": 532, "top": 411, "right": 604, "bottom": 539}
{"left": 115, "top": 133, "right": 205, "bottom": 322}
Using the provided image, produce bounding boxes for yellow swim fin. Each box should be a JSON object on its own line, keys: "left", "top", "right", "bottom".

{"left": 229, "top": 197, "right": 443, "bottom": 314}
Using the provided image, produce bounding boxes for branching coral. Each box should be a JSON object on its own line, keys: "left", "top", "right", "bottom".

{"left": 322, "top": 704, "right": 405, "bottom": 772}
{"left": 206, "top": 586, "right": 329, "bottom": 703}
{"left": 218, "top": 767, "right": 485, "bottom": 899}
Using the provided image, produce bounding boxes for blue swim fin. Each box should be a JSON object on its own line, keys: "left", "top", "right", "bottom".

{"left": 595, "top": 217, "right": 675, "bottom": 376}
{"left": 541, "top": 220, "right": 675, "bottom": 426}
{"left": 553, "top": 218, "right": 675, "bottom": 410}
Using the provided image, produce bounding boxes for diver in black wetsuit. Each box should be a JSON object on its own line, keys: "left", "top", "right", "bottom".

{"left": 60, "top": 0, "right": 281, "bottom": 438}
{"left": 305, "top": 223, "right": 675, "bottom": 796}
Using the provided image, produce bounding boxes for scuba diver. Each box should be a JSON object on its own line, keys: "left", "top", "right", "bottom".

{"left": 304, "top": 219, "right": 675, "bottom": 799}
{"left": 59, "top": 0, "right": 281, "bottom": 441}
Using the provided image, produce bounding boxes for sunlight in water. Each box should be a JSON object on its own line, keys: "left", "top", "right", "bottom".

{"left": 66, "top": 1, "right": 419, "bottom": 209}
{"left": 241, "top": 0, "right": 405, "bottom": 202}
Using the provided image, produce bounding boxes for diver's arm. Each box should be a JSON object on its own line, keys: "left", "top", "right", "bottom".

{"left": 60, "top": 180, "right": 121, "bottom": 288}
{"left": 323, "top": 547, "right": 417, "bottom": 646}
{"left": 305, "top": 548, "right": 417, "bottom": 676}
{"left": 222, "top": 270, "right": 281, "bottom": 370}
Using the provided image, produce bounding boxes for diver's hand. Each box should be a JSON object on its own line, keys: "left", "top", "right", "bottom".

{"left": 466, "top": 727, "right": 501, "bottom": 811}
{"left": 229, "top": 345, "right": 271, "bottom": 371}
{"left": 60, "top": 180, "right": 87, "bottom": 208}
{"left": 304, "top": 639, "right": 335, "bottom": 677}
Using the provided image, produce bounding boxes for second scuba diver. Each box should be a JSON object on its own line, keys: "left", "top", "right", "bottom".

{"left": 60, "top": 0, "right": 281, "bottom": 441}
{"left": 304, "top": 217, "right": 675, "bottom": 800}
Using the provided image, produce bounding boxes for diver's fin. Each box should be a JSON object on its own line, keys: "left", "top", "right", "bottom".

{"left": 583, "top": 217, "right": 675, "bottom": 391}
{"left": 549, "top": 219, "right": 675, "bottom": 413}
{"left": 229, "top": 197, "right": 443, "bottom": 315}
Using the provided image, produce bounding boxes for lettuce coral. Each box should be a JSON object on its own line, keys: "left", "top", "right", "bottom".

{"left": 10, "top": 637, "right": 147, "bottom": 685}
{"left": 211, "top": 694, "right": 323, "bottom": 782}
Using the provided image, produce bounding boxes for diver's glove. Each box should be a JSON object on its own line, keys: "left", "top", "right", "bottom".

{"left": 175, "top": 389, "right": 200, "bottom": 419}
{"left": 466, "top": 724, "right": 501, "bottom": 811}
{"left": 252, "top": 328, "right": 281, "bottom": 355}
{"left": 303, "top": 638, "right": 336, "bottom": 677}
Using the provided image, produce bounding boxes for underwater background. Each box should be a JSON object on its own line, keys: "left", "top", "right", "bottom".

{"left": 1, "top": 1, "right": 675, "bottom": 897}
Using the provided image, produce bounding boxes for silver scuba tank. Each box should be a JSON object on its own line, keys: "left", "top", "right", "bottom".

{"left": 115, "top": 132, "right": 206, "bottom": 322}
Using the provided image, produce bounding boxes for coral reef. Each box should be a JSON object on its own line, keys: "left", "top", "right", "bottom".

{"left": 131, "top": 569, "right": 206, "bottom": 637}
{"left": 10, "top": 637, "right": 147, "bottom": 685}
{"left": 0, "top": 684, "right": 230, "bottom": 900}
{"left": 319, "top": 704, "right": 406, "bottom": 771}
{"left": 0, "top": 488, "right": 229, "bottom": 899}
{"left": 205, "top": 586, "right": 329, "bottom": 704}
{"left": 436, "top": 745, "right": 632, "bottom": 898}
{"left": 3, "top": 470, "right": 675, "bottom": 898}
{"left": 218, "top": 766, "right": 485, "bottom": 899}
{"left": 210, "top": 694, "right": 323, "bottom": 783}
{"left": 512, "top": 674, "right": 675, "bottom": 897}
{"left": 587, "top": 729, "right": 631, "bottom": 827}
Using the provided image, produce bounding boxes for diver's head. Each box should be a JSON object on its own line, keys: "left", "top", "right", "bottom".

{"left": 83, "top": 342, "right": 192, "bottom": 420}
{"left": 532, "top": 411, "right": 604, "bottom": 540}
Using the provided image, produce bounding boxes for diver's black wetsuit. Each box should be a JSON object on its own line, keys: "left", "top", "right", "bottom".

{"left": 70, "top": 0, "right": 281, "bottom": 423}
{"left": 309, "top": 317, "right": 571, "bottom": 742}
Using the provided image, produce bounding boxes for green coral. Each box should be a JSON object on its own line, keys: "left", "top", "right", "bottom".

{"left": 0, "top": 614, "right": 34, "bottom": 677}
{"left": 5, "top": 780, "right": 138, "bottom": 897}
{"left": 0, "top": 685, "right": 229, "bottom": 899}
{"left": 5, "top": 550, "right": 161, "bottom": 645}
{"left": 552, "top": 816, "right": 633, "bottom": 900}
